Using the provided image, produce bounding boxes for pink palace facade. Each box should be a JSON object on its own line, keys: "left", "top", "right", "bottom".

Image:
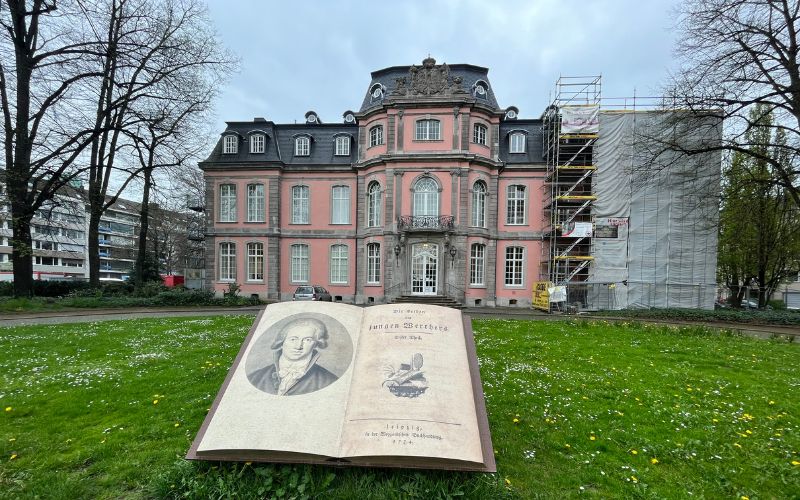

{"left": 201, "top": 58, "right": 546, "bottom": 307}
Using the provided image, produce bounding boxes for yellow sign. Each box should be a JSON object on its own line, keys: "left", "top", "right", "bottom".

{"left": 533, "top": 281, "right": 552, "bottom": 311}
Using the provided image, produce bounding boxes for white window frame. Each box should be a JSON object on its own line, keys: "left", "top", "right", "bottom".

{"left": 367, "top": 181, "right": 382, "bottom": 227}
{"left": 247, "top": 184, "right": 265, "bottom": 222}
{"left": 250, "top": 134, "right": 265, "bottom": 154}
{"left": 509, "top": 132, "right": 526, "bottom": 153}
{"left": 472, "top": 180, "right": 487, "bottom": 228}
{"left": 369, "top": 125, "right": 384, "bottom": 147}
{"left": 366, "top": 242, "right": 381, "bottom": 284}
{"left": 335, "top": 136, "right": 350, "bottom": 156}
{"left": 473, "top": 123, "right": 487, "bottom": 145}
{"left": 505, "top": 246, "right": 524, "bottom": 286}
{"left": 506, "top": 184, "right": 527, "bottom": 225}
{"left": 290, "top": 244, "right": 309, "bottom": 283}
{"left": 219, "top": 242, "right": 236, "bottom": 282}
{"left": 223, "top": 135, "right": 238, "bottom": 154}
{"left": 329, "top": 244, "right": 349, "bottom": 284}
{"left": 413, "top": 177, "right": 439, "bottom": 216}
{"left": 246, "top": 242, "right": 264, "bottom": 281}
{"left": 295, "top": 136, "right": 310, "bottom": 156}
{"left": 292, "top": 185, "right": 310, "bottom": 224}
{"left": 219, "top": 184, "right": 237, "bottom": 222}
{"left": 470, "top": 243, "right": 486, "bottom": 286}
{"left": 331, "top": 185, "right": 350, "bottom": 224}
{"left": 415, "top": 119, "right": 441, "bottom": 141}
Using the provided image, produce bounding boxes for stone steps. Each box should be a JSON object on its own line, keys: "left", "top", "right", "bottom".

{"left": 391, "top": 295, "right": 464, "bottom": 309}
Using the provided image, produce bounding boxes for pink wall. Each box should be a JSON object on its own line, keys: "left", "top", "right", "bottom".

{"left": 212, "top": 236, "right": 268, "bottom": 295}
{"left": 280, "top": 238, "right": 355, "bottom": 296}
{"left": 280, "top": 175, "right": 356, "bottom": 230}
{"left": 397, "top": 170, "right": 453, "bottom": 217}
{"left": 401, "top": 108, "right": 455, "bottom": 152}
{"left": 498, "top": 174, "right": 545, "bottom": 232}
{"left": 209, "top": 175, "right": 270, "bottom": 229}
{"left": 494, "top": 240, "right": 541, "bottom": 300}
{"left": 363, "top": 116, "right": 388, "bottom": 160}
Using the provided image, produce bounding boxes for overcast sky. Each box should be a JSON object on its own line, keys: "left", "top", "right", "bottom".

{"left": 204, "top": 0, "right": 681, "bottom": 127}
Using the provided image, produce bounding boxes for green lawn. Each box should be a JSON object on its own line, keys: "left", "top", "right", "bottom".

{"left": 0, "top": 317, "right": 798, "bottom": 499}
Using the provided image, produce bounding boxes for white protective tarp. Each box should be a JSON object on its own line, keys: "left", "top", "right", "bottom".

{"left": 561, "top": 105, "right": 600, "bottom": 134}
{"left": 588, "top": 111, "right": 720, "bottom": 310}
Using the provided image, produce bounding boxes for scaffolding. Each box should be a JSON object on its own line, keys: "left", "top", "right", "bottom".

{"left": 542, "top": 76, "right": 601, "bottom": 289}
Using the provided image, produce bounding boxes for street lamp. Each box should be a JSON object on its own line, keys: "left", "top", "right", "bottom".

{"left": 449, "top": 245, "right": 457, "bottom": 262}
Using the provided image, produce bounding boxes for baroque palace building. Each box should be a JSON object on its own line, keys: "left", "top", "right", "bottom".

{"left": 200, "top": 57, "right": 720, "bottom": 309}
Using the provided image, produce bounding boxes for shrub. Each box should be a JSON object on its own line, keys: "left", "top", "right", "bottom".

{"left": 133, "top": 281, "right": 169, "bottom": 298}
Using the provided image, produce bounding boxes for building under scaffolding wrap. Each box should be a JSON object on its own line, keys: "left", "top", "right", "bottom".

{"left": 542, "top": 76, "right": 721, "bottom": 310}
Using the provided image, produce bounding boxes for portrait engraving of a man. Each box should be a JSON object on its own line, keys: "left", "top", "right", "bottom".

{"left": 247, "top": 317, "right": 339, "bottom": 396}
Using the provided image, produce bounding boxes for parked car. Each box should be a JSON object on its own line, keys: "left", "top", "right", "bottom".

{"left": 292, "top": 285, "right": 332, "bottom": 301}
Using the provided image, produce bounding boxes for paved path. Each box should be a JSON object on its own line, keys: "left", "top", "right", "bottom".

{"left": 1, "top": 305, "right": 797, "bottom": 339}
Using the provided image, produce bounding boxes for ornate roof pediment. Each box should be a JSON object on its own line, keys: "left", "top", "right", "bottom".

{"left": 391, "top": 57, "right": 467, "bottom": 97}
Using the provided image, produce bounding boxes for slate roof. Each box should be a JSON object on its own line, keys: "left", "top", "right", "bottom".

{"left": 201, "top": 119, "right": 358, "bottom": 168}
{"left": 499, "top": 120, "right": 544, "bottom": 164}
{"left": 359, "top": 63, "right": 501, "bottom": 113}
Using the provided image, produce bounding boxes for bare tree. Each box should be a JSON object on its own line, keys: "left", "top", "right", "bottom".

{"left": 659, "top": 0, "right": 800, "bottom": 205}
{"left": 80, "top": 0, "right": 233, "bottom": 286}
{"left": 0, "top": 0, "right": 107, "bottom": 297}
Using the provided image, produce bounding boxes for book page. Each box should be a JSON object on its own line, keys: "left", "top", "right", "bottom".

{"left": 195, "top": 302, "right": 363, "bottom": 458}
{"left": 338, "top": 304, "right": 483, "bottom": 464}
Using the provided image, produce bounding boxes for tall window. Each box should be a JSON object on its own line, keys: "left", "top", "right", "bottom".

{"left": 291, "top": 244, "right": 309, "bottom": 282}
{"left": 250, "top": 134, "right": 265, "bottom": 153}
{"left": 367, "top": 181, "right": 382, "bottom": 227}
{"left": 292, "top": 185, "right": 309, "bottom": 224}
{"left": 335, "top": 136, "right": 350, "bottom": 156}
{"left": 506, "top": 184, "right": 526, "bottom": 225}
{"left": 472, "top": 180, "right": 487, "bottom": 227}
{"left": 295, "top": 136, "right": 310, "bottom": 156}
{"left": 367, "top": 243, "right": 381, "bottom": 284}
{"left": 505, "top": 246, "right": 524, "bottom": 286}
{"left": 470, "top": 244, "right": 486, "bottom": 286}
{"left": 247, "top": 242, "right": 264, "bottom": 281}
{"left": 509, "top": 132, "right": 526, "bottom": 153}
{"left": 219, "top": 242, "right": 236, "bottom": 281}
{"left": 415, "top": 119, "right": 441, "bottom": 140}
{"left": 369, "top": 125, "right": 383, "bottom": 147}
{"left": 247, "top": 184, "right": 265, "bottom": 222}
{"left": 473, "top": 123, "right": 487, "bottom": 145}
{"left": 223, "top": 135, "right": 237, "bottom": 154}
{"left": 219, "top": 184, "right": 236, "bottom": 222}
{"left": 330, "top": 244, "right": 348, "bottom": 284}
{"left": 331, "top": 185, "right": 350, "bottom": 224}
{"left": 413, "top": 177, "right": 439, "bottom": 216}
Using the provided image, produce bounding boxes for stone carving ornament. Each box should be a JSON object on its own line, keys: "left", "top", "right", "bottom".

{"left": 392, "top": 57, "right": 465, "bottom": 97}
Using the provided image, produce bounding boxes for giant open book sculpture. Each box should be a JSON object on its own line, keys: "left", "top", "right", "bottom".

{"left": 187, "top": 301, "right": 495, "bottom": 472}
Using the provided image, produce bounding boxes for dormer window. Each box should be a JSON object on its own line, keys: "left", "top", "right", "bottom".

{"left": 509, "top": 132, "right": 526, "bottom": 153}
{"left": 295, "top": 136, "right": 310, "bottom": 156}
{"left": 505, "top": 107, "right": 519, "bottom": 120}
{"left": 335, "top": 136, "right": 350, "bottom": 156}
{"left": 344, "top": 112, "right": 356, "bottom": 124}
{"left": 473, "top": 80, "right": 489, "bottom": 98}
{"left": 223, "top": 135, "right": 238, "bottom": 154}
{"left": 305, "top": 111, "right": 319, "bottom": 124}
{"left": 369, "top": 125, "right": 384, "bottom": 147}
{"left": 250, "top": 134, "right": 265, "bottom": 154}
{"left": 370, "top": 84, "right": 384, "bottom": 103}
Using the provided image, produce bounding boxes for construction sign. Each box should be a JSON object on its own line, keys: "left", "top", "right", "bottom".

{"left": 533, "top": 281, "right": 552, "bottom": 311}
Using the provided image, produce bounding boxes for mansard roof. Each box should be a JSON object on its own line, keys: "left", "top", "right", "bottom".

{"left": 200, "top": 119, "right": 357, "bottom": 168}
{"left": 360, "top": 58, "right": 500, "bottom": 112}
{"left": 500, "top": 119, "right": 544, "bottom": 164}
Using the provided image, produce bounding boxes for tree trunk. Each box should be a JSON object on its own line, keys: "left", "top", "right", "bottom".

{"left": 87, "top": 192, "right": 103, "bottom": 286}
{"left": 10, "top": 213, "right": 34, "bottom": 297}
{"left": 134, "top": 165, "right": 153, "bottom": 286}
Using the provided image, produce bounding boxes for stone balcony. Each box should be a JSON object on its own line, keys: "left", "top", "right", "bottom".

{"left": 397, "top": 215, "right": 455, "bottom": 232}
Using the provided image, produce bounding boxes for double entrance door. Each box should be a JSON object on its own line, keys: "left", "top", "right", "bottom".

{"left": 411, "top": 243, "right": 438, "bottom": 295}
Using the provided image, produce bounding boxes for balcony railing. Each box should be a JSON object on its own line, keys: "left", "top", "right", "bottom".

{"left": 397, "top": 215, "right": 455, "bottom": 231}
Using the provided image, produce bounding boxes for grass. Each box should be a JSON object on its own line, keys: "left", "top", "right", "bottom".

{"left": 593, "top": 306, "right": 800, "bottom": 326}
{"left": 0, "top": 317, "right": 798, "bottom": 498}
{"left": 0, "top": 293, "right": 260, "bottom": 313}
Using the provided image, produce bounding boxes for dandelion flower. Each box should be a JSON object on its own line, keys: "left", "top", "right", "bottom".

{"left": 512, "top": 418, "right": 520, "bottom": 424}
{"left": 590, "top": 435, "right": 596, "bottom": 441}
{"left": 651, "top": 458, "right": 659, "bottom": 464}
{"left": 153, "top": 399, "right": 159, "bottom": 405}
{"left": 734, "top": 443, "right": 742, "bottom": 448}
{"left": 565, "top": 444, "right": 571, "bottom": 448}
{"left": 8, "top": 438, "right": 15, "bottom": 442}
{"left": 174, "top": 423, "right": 180, "bottom": 428}
{"left": 631, "top": 476, "right": 638, "bottom": 483}
{"left": 792, "top": 460, "right": 800, "bottom": 466}
{"left": 631, "top": 450, "right": 638, "bottom": 455}
{"left": 4, "top": 407, "right": 11, "bottom": 412}
{"left": 9, "top": 454, "right": 17, "bottom": 460}
{"left": 505, "top": 477, "right": 512, "bottom": 486}
{"left": 769, "top": 401, "right": 775, "bottom": 405}
{"left": 741, "top": 496, "right": 749, "bottom": 500}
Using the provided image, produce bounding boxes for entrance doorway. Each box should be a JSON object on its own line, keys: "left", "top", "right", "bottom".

{"left": 411, "top": 243, "right": 438, "bottom": 295}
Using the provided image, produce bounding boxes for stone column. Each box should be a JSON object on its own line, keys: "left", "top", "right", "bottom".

{"left": 267, "top": 176, "right": 282, "bottom": 300}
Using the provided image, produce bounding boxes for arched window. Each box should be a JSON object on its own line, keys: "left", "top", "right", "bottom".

{"left": 247, "top": 242, "right": 264, "bottom": 281}
{"left": 472, "top": 180, "right": 487, "bottom": 227}
{"left": 415, "top": 119, "right": 441, "bottom": 141}
{"left": 290, "top": 244, "right": 309, "bottom": 282}
{"left": 367, "top": 181, "right": 382, "bottom": 227}
{"left": 329, "top": 244, "right": 348, "bottom": 284}
{"left": 413, "top": 177, "right": 439, "bottom": 216}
